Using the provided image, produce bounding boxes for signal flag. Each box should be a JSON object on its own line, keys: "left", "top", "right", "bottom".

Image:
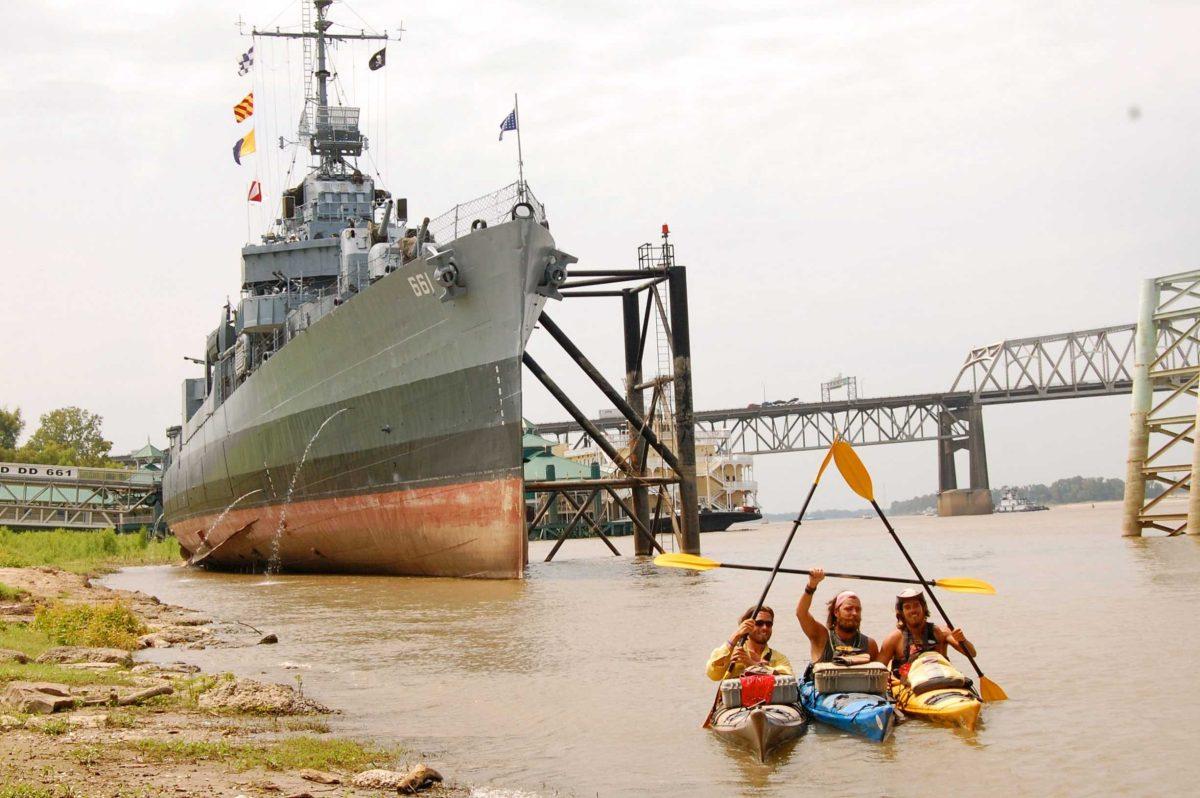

{"left": 234, "top": 92, "right": 254, "bottom": 123}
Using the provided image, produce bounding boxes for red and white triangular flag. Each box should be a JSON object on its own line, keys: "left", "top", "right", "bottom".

{"left": 247, "top": 180, "right": 262, "bottom": 203}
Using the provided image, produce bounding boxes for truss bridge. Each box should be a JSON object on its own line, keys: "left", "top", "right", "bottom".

{"left": 534, "top": 313, "right": 1192, "bottom": 516}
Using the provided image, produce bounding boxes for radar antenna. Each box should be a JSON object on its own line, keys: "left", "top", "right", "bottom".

{"left": 251, "top": 0, "right": 398, "bottom": 175}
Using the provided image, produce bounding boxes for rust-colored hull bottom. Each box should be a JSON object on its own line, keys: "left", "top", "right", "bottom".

{"left": 173, "top": 476, "right": 528, "bottom": 578}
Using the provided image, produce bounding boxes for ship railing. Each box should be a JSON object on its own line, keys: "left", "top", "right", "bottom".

{"left": 427, "top": 182, "right": 547, "bottom": 244}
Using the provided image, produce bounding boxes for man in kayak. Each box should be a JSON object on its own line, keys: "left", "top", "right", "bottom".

{"left": 706, "top": 606, "right": 795, "bottom": 680}
{"left": 795, "top": 568, "right": 879, "bottom": 664}
{"left": 877, "top": 588, "right": 977, "bottom": 678}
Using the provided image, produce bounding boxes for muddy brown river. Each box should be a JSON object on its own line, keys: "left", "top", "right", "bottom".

{"left": 103, "top": 501, "right": 1199, "bottom": 796}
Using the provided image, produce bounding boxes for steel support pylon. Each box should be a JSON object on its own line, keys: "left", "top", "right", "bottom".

{"left": 1122, "top": 270, "right": 1200, "bottom": 536}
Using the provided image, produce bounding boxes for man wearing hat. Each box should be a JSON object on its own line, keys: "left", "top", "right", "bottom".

{"left": 795, "top": 568, "right": 879, "bottom": 665}
{"left": 877, "top": 588, "right": 977, "bottom": 678}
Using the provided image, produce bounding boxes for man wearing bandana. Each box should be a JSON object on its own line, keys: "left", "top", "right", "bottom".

{"left": 794, "top": 568, "right": 879, "bottom": 665}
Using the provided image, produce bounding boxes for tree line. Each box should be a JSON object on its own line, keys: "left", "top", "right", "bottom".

{"left": 887, "top": 476, "right": 1165, "bottom": 516}
{"left": 0, "top": 406, "right": 117, "bottom": 468}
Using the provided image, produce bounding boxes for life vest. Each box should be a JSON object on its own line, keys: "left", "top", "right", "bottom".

{"left": 895, "top": 623, "right": 938, "bottom": 678}
{"left": 820, "top": 629, "right": 873, "bottom": 664}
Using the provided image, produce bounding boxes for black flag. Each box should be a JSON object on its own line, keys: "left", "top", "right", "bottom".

{"left": 368, "top": 47, "right": 386, "bottom": 71}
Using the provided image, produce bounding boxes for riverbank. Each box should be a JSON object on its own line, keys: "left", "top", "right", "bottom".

{"left": 0, "top": 527, "right": 179, "bottom": 574}
{"left": 0, "top": 564, "right": 464, "bottom": 796}
{"left": 98, "top": 504, "right": 1200, "bottom": 796}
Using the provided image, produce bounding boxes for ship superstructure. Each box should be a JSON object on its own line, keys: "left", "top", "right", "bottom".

{"left": 162, "top": 1, "right": 573, "bottom": 577}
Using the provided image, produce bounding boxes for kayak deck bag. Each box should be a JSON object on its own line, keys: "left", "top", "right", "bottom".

{"left": 905, "top": 652, "right": 972, "bottom": 695}
{"left": 813, "top": 662, "right": 889, "bottom": 695}
{"left": 720, "top": 674, "right": 799, "bottom": 709}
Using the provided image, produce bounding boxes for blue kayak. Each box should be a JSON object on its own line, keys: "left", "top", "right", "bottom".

{"left": 800, "top": 681, "right": 895, "bottom": 742}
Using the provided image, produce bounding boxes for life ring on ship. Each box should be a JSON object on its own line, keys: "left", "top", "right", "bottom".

{"left": 471, "top": 219, "right": 487, "bottom": 231}
{"left": 511, "top": 202, "right": 534, "bottom": 220}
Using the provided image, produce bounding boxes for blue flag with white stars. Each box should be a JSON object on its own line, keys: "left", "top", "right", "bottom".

{"left": 499, "top": 109, "right": 517, "bottom": 141}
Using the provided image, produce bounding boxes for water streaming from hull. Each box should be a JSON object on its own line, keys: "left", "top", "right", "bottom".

{"left": 267, "top": 407, "right": 350, "bottom": 574}
{"left": 186, "top": 488, "right": 264, "bottom": 565}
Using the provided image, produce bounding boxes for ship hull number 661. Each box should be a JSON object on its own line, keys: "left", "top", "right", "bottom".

{"left": 408, "top": 273, "right": 434, "bottom": 296}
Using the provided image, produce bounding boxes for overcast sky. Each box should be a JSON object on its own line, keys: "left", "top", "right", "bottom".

{"left": 3, "top": 1, "right": 1196, "bottom": 510}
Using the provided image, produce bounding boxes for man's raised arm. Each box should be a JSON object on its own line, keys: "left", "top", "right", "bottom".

{"left": 795, "top": 567, "right": 826, "bottom": 642}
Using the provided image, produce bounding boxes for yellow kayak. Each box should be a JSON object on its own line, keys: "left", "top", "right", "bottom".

{"left": 890, "top": 652, "right": 981, "bottom": 730}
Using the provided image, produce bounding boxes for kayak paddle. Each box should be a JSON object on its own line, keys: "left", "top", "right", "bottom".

{"left": 654, "top": 553, "right": 996, "bottom": 595}
{"left": 701, "top": 442, "right": 836, "bottom": 728}
{"left": 831, "top": 439, "right": 1009, "bottom": 703}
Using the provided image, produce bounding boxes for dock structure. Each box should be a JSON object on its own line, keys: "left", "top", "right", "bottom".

{"left": 0, "top": 463, "right": 161, "bottom": 531}
{"left": 522, "top": 226, "right": 702, "bottom": 558}
{"left": 1121, "top": 270, "right": 1200, "bottom": 536}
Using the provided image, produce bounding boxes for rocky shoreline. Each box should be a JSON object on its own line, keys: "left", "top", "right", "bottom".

{"left": 0, "top": 565, "right": 464, "bottom": 797}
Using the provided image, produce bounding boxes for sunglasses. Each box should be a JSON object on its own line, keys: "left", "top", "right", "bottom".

{"left": 754, "top": 619, "right": 774, "bottom": 628}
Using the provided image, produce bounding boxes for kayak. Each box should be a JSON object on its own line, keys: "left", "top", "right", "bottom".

{"left": 889, "top": 651, "right": 981, "bottom": 730}
{"left": 800, "top": 681, "right": 895, "bottom": 742}
{"left": 711, "top": 702, "right": 808, "bottom": 762}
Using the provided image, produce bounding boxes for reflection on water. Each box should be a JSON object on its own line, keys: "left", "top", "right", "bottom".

{"left": 104, "top": 502, "right": 1200, "bottom": 796}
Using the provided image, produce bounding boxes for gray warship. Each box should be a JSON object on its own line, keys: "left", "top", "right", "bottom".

{"left": 162, "top": 0, "right": 573, "bottom": 577}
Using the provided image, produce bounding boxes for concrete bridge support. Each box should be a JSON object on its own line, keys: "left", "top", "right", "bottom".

{"left": 1122, "top": 279, "right": 1157, "bottom": 536}
{"left": 937, "top": 403, "right": 994, "bottom": 516}
{"left": 1120, "top": 271, "right": 1200, "bottom": 536}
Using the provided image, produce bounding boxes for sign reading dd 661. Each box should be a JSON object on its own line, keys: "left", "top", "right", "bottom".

{"left": 0, "top": 463, "right": 78, "bottom": 480}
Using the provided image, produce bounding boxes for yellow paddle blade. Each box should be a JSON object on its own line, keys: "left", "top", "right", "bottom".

{"left": 653, "top": 553, "right": 722, "bottom": 571}
{"left": 833, "top": 439, "right": 874, "bottom": 502}
{"left": 933, "top": 577, "right": 997, "bottom": 595}
{"left": 979, "top": 676, "right": 1008, "bottom": 702}
{"left": 814, "top": 443, "right": 836, "bottom": 484}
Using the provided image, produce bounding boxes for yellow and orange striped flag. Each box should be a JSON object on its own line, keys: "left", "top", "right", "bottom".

{"left": 233, "top": 91, "right": 254, "bottom": 123}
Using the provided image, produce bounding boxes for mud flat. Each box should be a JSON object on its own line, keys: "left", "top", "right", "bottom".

{"left": 0, "top": 565, "right": 463, "bottom": 797}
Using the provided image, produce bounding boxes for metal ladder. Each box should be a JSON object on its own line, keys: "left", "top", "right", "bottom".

{"left": 639, "top": 237, "right": 681, "bottom": 549}
{"left": 299, "top": 1, "right": 315, "bottom": 138}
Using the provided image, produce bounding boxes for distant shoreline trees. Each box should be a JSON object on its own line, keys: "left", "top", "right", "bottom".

{"left": 887, "top": 477, "right": 1164, "bottom": 516}
{"left": 763, "top": 476, "right": 1165, "bottom": 520}
{"left": 0, "top": 405, "right": 117, "bottom": 468}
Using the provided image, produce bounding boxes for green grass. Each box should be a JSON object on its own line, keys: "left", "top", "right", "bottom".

{"left": 32, "top": 600, "right": 146, "bottom": 650}
{"left": 33, "top": 718, "right": 69, "bottom": 736}
{"left": 0, "top": 583, "right": 25, "bottom": 602}
{"left": 68, "top": 745, "right": 103, "bottom": 766}
{"left": 0, "top": 528, "right": 178, "bottom": 574}
{"left": 172, "top": 673, "right": 223, "bottom": 707}
{"left": 0, "top": 620, "right": 140, "bottom": 687}
{"left": 129, "top": 735, "right": 399, "bottom": 773}
{"left": 0, "top": 622, "right": 52, "bottom": 659}
{"left": 103, "top": 711, "right": 139, "bottom": 729}
{"left": 0, "top": 785, "right": 54, "bottom": 798}
{"left": 0, "top": 660, "right": 137, "bottom": 687}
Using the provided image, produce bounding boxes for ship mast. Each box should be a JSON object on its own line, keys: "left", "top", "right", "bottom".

{"left": 252, "top": 0, "right": 397, "bottom": 175}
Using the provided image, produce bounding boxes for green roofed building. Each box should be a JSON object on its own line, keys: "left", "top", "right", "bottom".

{"left": 113, "top": 442, "right": 166, "bottom": 471}
{"left": 522, "top": 420, "right": 593, "bottom": 481}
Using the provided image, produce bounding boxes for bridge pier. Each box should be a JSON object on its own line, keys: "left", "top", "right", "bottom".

{"left": 937, "top": 403, "right": 994, "bottom": 516}
{"left": 1120, "top": 271, "right": 1200, "bottom": 536}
